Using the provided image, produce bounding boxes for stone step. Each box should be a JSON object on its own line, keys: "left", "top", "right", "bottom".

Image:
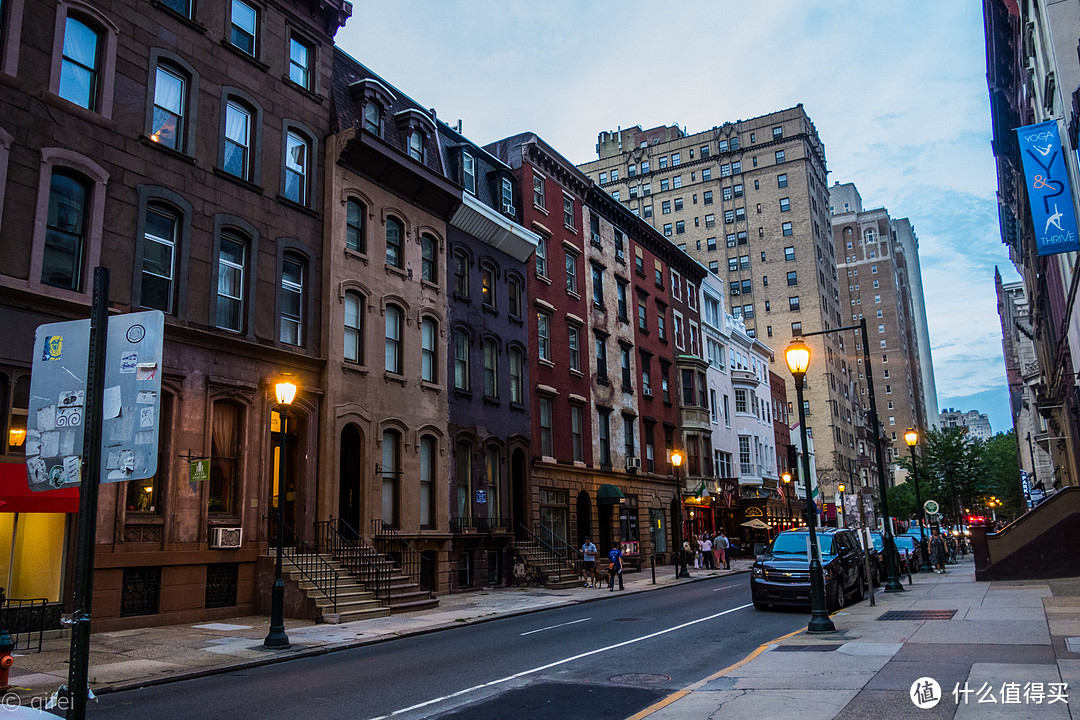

{"left": 337, "top": 605, "right": 392, "bottom": 623}
{"left": 386, "top": 595, "right": 440, "bottom": 613}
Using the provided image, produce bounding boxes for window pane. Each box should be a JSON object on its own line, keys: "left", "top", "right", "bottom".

{"left": 284, "top": 132, "right": 307, "bottom": 204}
{"left": 386, "top": 219, "right": 402, "bottom": 267}
{"left": 289, "top": 37, "right": 310, "bottom": 88}
{"left": 280, "top": 258, "right": 303, "bottom": 345}
{"left": 141, "top": 207, "right": 177, "bottom": 313}
{"left": 384, "top": 306, "right": 401, "bottom": 373}
{"left": 152, "top": 66, "right": 185, "bottom": 150}
{"left": 344, "top": 293, "right": 362, "bottom": 363}
{"left": 59, "top": 17, "right": 99, "bottom": 110}
{"left": 230, "top": 0, "right": 257, "bottom": 54}
{"left": 346, "top": 199, "right": 364, "bottom": 252}
{"left": 217, "top": 236, "right": 245, "bottom": 331}
{"left": 42, "top": 172, "right": 88, "bottom": 291}
{"left": 421, "top": 319, "right": 436, "bottom": 382}
{"left": 224, "top": 102, "right": 250, "bottom": 178}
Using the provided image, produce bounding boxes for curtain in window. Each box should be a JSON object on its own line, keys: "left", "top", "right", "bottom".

{"left": 225, "top": 103, "right": 249, "bottom": 145}
{"left": 210, "top": 402, "right": 239, "bottom": 513}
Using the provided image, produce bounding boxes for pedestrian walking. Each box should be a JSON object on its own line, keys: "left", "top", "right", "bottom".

{"left": 711, "top": 533, "right": 722, "bottom": 570}
{"left": 718, "top": 532, "right": 730, "bottom": 569}
{"left": 701, "top": 535, "right": 714, "bottom": 569}
{"left": 607, "top": 545, "right": 624, "bottom": 591}
{"left": 929, "top": 528, "right": 947, "bottom": 574}
{"left": 581, "top": 537, "right": 597, "bottom": 587}
{"left": 690, "top": 535, "right": 701, "bottom": 569}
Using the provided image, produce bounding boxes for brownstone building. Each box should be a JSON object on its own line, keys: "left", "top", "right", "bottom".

{"left": 0, "top": 0, "right": 350, "bottom": 628}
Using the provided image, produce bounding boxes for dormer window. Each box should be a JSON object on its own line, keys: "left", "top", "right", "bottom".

{"left": 408, "top": 130, "right": 424, "bottom": 162}
{"left": 363, "top": 102, "right": 380, "bottom": 135}
{"left": 462, "top": 150, "right": 476, "bottom": 194}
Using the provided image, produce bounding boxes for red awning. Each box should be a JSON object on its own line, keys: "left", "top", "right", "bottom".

{"left": 0, "top": 462, "right": 79, "bottom": 513}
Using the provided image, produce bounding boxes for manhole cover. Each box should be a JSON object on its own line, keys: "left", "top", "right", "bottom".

{"left": 613, "top": 617, "right": 642, "bottom": 622}
{"left": 877, "top": 610, "right": 957, "bottom": 621}
{"left": 609, "top": 673, "right": 671, "bottom": 685}
{"left": 772, "top": 644, "right": 843, "bottom": 652}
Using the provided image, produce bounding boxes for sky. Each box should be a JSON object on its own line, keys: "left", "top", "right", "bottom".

{"left": 337, "top": 1, "right": 1017, "bottom": 434}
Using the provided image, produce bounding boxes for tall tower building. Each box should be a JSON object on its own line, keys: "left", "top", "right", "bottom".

{"left": 578, "top": 105, "right": 856, "bottom": 504}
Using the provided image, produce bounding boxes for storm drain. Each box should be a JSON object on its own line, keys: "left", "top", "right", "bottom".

{"left": 877, "top": 609, "right": 957, "bottom": 621}
{"left": 771, "top": 644, "right": 843, "bottom": 652}
{"left": 609, "top": 673, "right": 671, "bottom": 685}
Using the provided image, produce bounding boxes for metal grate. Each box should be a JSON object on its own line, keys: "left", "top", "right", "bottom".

{"left": 772, "top": 644, "right": 843, "bottom": 652}
{"left": 205, "top": 563, "right": 239, "bottom": 609}
{"left": 0, "top": 598, "right": 48, "bottom": 652}
{"left": 120, "top": 567, "right": 161, "bottom": 617}
{"left": 877, "top": 609, "right": 957, "bottom": 621}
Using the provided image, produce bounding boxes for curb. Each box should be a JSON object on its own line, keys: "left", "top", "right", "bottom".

{"left": 82, "top": 568, "right": 750, "bottom": 698}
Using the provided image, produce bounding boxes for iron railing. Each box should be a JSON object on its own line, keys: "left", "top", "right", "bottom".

{"left": 315, "top": 519, "right": 392, "bottom": 601}
{"left": 449, "top": 517, "right": 513, "bottom": 534}
{"left": 518, "top": 523, "right": 583, "bottom": 580}
{"left": 371, "top": 520, "right": 433, "bottom": 598}
{"left": 0, "top": 598, "right": 47, "bottom": 653}
{"left": 269, "top": 517, "right": 337, "bottom": 613}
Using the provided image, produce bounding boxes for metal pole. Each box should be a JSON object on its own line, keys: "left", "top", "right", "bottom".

{"left": 264, "top": 407, "right": 289, "bottom": 648}
{"left": 794, "top": 373, "right": 835, "bottom": 633}
{"left": 860, "top": 319, "right": 904, "bottom": 593}
{"left": 67, "top": 267, "right": 109, "bottom": 720}
{"left": 910, "top": 444, "right": 933, "bottom": 573}
{"left": 677, "top": 468, "right": 689, "bottom": 579}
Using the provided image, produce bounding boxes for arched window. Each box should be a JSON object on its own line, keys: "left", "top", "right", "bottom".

{"left": 408, "top": 130, "right": 424, "bottom": 162}
{"left": 453, "top": 328, "right": 470, "bottom": 391}
{"left": 151, "top": 63, "right": 186, "bottom": 150}
{"left": 453, "top": 250, "right": 469, "bottom": 296}
{"left": 223, "top": 99, "right": 253, "bottom": 180}
{"left": 217, "top": 231, "right": 247, "bottom": 331}
{"left": 455, "top": 440, "right": 472, "bottom": 522}
{"left": 386, "top": 217, "right": 403, "bottom": 268}
{"left": 283, "top": 130, "right": 310, "bottom": 205}
{"left": 481, "top": 263, "right": 496, "bottom": 309}
{"left": 509, "top": 346, "right": 523, "bottom": 404}
{"left": 384, "top": 305, "right": 402, "bottom": 374}
{"left": 381, "top": 429, "right": 399, "bottom": 527}
{"left": 346, "top": 198, "right": 365, "bottom": 253}
{"left": 865, "top": 228, "right": 876, "bottom": 244}
{"left": 485, "top": 445, "right": 500, "bottom": 520}
{"left": 507, "top": 274, "right": 522, "bottom": 318}
{"left": 483, "top": 338, "right": 498, "bottom": 398}
{"left": 421, "top": 235, "right": 436, "bottom": 283}
{"left": 140, "top": 204, "right": 179, "bottom": 313}
{"left": 344, "top": 291, "right": 363, "bottom": 363}
{"left": 42, "top": 170, "right": 90, "bottom": 291}
{"left": 59, "top": 15, "right": 102, "bottom": 110}
{"left": 209, "top": 400, "right": 243, "bottom": 516}
{"left": 363, "top": 102, "right": 380, "bottom": 135}
{"left": 421, "top": 317, "right": 437, "bottom": 382}
{"left": 420, "top": 435, "right": 436, "bottom": 529}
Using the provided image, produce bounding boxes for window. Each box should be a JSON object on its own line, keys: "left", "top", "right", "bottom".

{"left": 779, "top": 198, "right": 790, "bottom": 212}
{"left": 565, "top": 252, "right": 578, "bottom": 294}
{"left": 344, "top": 292, "right": 363, "bottom": 363}
{"left": 453, "top": 328, "right": 470, "bottom": 390}
{"left": 675, "top": 220, "right": 685, "bottom": 234}
{"left": 508, "top": 275, "right": 522, "bottom": 318}
{"left": 421, "top": 318, "right": 437, "bottom": 382}
{"left": 150, "top": 65, "right": 185, "bottom": 150}
{"left": 135, "top": 204, "right": 179, "bottom": 312}
{"left": 662, "top": 200, "right": 671, "bottom": 215}
{"left": 659, "top": 156, "right": 668, "bottom": 170}
{"left": 455, "top": 440, "right": 472, "bottom": 521}
{"left": 614, "top": 229, "right": 625, "bottom": 261}
{"left": 533, "top": 174, "right": 545, "bottom": 208}
{"left": 642, "top": 183, "right": 651, "bottom": 195}
{"left": 617, "top": 280, "right": 628, "bottom": 320}
{"left": 595, "top": 334, "right": 608, "bottom": 381}
{"left": 537, "top": 239, "right": 548, "bottom": 278}
{"left": 216, "top": 232, "right": 246, "bottom": 331}
{"left": 568, "top": 325, "right": 580, "bottom": 371}
{"left": 539, "top": 397, "right": 553, "bottom": 457}
{"left": 408, "top": 130, "right": 424, "bottom": 162}
{"left": 871, "top": 264, "right": 878, "bottom": 274}
{"left": 782, "top": 222, "right": 792, "bottom": 236}
{"left": 659, "top": 178, "right": 669, "bottom": 192}
{"left": 421, "top": 235, "right": 436, "bottom": 284}
{"left": 628, "top": 164, "right": 636, "bottom": 178}
{"left": 784, "top": 246, "right": 795, "bottom": 261}
{"left": 731, "top": 160, "right": 741, "bottom": 173}
{"left": 599, "top": 172, "right": 607, "bottom": 184}
{"left": 673, "top": 312, "right": 684, "bottom": 349}
{"left": 223, "top": 100, "right": 252, "bottom": 180}
{"left": 279, "top": 256, "right": 303, "bottom": 345}
{"left": 787, "top": 271, "right": 798, "bottom": 286}
{"left": 363, "top": 102, "right": 380, "bottom": 135}
{"left": 59, "top": 15, "right": 101, "bottom": 110}
{"left": 643, "top": 204, "right": 652, "bottom": 218}
{"left": 481, "top": 263, "right": 495, "bottom": 308}
{"left": 663, "top": 223, "right": 672, "bottom": 237}
{"left": 705, "top": 214, "right": 715, "bottom": 228}
{"left": 510, "top": 347, "right": 523, "bottom": 403}
{"left": 483, "top": 339, "right": 498, "bottom": 397}
{"left": 638, "top": 299, "right": 647, "bottom": 330}
{"left": 386, "top": 217, "right": 403, "bottom": 268}
{"left": 453, "top": 250, "right": 469, "bottom": 296}
{"left": 597, "top": 410, "right": 611, "bottom": 467}
{"left": 571, "top": 405, "right": 584, "bottom": 463}
{"left": 623, "top": 416, "right": 636, "bottom": 459}
{"left": 230, "top": 0, "right": 258, "bottom": 55}
{"left": 346, "top": 199, "right": 365, "bottom": 253}
{"left": 537, "top": 312, "right": 550, "bottom": 361}
{"left": 381, "top": 430, "right": 399, "bottom": 526}
{"left": 682, "top": 369, "right": 695, "bottom": 406}
{"left": 420, "top": 436, "right": 435, "bottom": 528}
{"left": 702, "top": 168, "right": 711, "bottom": 181}
{"left": 209, "top": 401, "right": 242, "bottom": 515}
{"left": 591, "top": 265, "right": 604, "bottom": 307}
{"left": 789, "top": 296, "right": 800, "bottom": 311}
{"left": 501, "top": 176, "right": 513, "bottom": 209}
{"left": 657, "top": 306, "right": 667, "bottom": 340}
{"left": 289, "top": 36, "right": 313, "bottom": 89}
{"left": 791, "top": 321, "right": 802, "bottom": 334}
{"left": 775, "top": 150, "right": 785, "bottom": 163}
{"left": 610, "top": 168, "right": 618, "bottom": 181}
{"left": 283, "top": 131, "right": 309, "bottom": 205}
{"left": 641, "top": 161, "right": 650, "bottom": 173}
{"left": 620, "top": 345, "right": 632, "bottom": 389}
{"left": 589, "top": 214, "right": 601, "bottom": 245}
{"left": 661, "top": 364, "right": 670, "bottom": 403}
{"left": 385, "top": 305, "right": 402, "bottom": 374}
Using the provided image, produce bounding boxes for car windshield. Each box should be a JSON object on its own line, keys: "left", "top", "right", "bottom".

{"left": 894, "top": 536, "right": 917, "bottom": 550}
{"left": 869, "top": 533, "right": 884, "bottom": 551}
{"left": 768, "top": 533, "right": 833, "bottom": 555}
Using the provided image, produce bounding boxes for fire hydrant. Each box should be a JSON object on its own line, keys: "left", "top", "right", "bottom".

{"left": 0, "top": 629, "right": 15, "bottom": 690}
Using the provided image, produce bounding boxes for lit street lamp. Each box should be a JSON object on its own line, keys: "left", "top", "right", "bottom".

{"left": 265, "top": 377, "right": 297, "bottom": 649}
{"left": 905, "top": 428, "right": 933, "bottom": 573}
{"left": 672, "top": 450, "right": 690, "bottom": 578}
{"left": 785, "top": 337, "right": 835, "bottom": 633}
{"left": 782, "top": 471, "right": 793, "bottom": 528}
{"left": 838, "top": 483, "right": 846, "bottom": 528}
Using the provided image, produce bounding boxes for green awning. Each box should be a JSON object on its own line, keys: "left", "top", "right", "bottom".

{"left": 597, "top": 484, "right": 626, "bottom": 505}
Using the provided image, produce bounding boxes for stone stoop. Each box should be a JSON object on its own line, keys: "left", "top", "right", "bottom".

{"left": 299, "top": 548, "right": 440, "bottom": 615}
{"left": 283, "top": 554, "right": 391, "bottom": 623}
{"left": 513, "top": 540, "right": 583, "bottom": 589}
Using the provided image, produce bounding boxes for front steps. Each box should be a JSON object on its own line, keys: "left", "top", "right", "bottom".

{"left": 513, "top": 540, "right": 582, "bottom": 589}
{"left": 282, "top": 550, "right": 439, "bottom": 618}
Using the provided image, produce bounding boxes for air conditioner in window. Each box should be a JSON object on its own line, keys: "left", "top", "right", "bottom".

{"left": 643, "top": 387, "right": 653, "bottom": 397}
{"left": 502, "top": 202, "right": 516, "bottom": 216}
{"left": 730, "top": 288, "right": 740, "bottom": 296}
{"left": 626, "top": 456, "right": 641, "bottom": 472}
{"left": 210, "top": 527, "right": 243, "bottom": 549}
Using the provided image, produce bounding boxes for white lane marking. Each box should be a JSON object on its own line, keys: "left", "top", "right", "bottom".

{"left": 367, "top": 603, "right": 753, "bottom": 720}
{"left": 520, "top": 617, "right": 591, "bottom": 636}
{"left": 712, "top": 585, "right": 738, "bottom": 592}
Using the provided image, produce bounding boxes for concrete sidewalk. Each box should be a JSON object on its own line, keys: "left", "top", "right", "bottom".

{"left": 635, "top": 557, "right": 1080, "bottom": 719}
{"left": 4, "top": 559, "right": 753, "bottom": 705}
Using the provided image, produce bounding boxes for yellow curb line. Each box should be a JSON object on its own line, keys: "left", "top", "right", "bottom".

{"left": 625, "top": 626, "right": 806, "bottom": 720}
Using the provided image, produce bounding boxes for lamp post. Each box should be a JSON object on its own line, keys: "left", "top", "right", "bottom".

{"left": 782, "top": 472, "right": 793, "bottom": 528}
{"left": 672, "top": 450, "right": 690, "bottom": 578}
{"left": 265, "top": 378, "right": 296, "bottom": 649}
{"left": 905, "top": 428, "right": 933, "bottom": 573}
{"left": 838, "top": 483, "right": 846, "bottom": 528}
{"left": 785, "top": 337, "right": 835, "bottom": 633}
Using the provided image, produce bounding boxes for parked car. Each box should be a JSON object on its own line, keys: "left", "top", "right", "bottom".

{"left": 864, "top": 531, "right": 885, "bottom": 586}
{"left": 751, "top": 528, "right": 866, "bottom": 611}
{"left": 893, "top": 535, "right": 921, "bottom": 573}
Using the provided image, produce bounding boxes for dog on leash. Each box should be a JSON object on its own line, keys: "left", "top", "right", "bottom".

{"left": 592, "top": 564, "right": 613, "bottom": 588}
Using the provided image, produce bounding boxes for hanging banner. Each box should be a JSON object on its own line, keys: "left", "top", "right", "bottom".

{"left": 1016, "top": 120, "right": 1080, "bottom": 256}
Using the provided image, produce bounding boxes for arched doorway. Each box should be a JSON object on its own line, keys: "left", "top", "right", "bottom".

{"left": 339, "top": 424, "right": 363, "bottom": 536}
{"left": 511, "top": 449, "right": 527, "bottom": 539}
{"left": 576, "top": 491, "right": 592, "bottom": 546}
{"left": 270, "top": 407, "right": 302, "bottom": 538}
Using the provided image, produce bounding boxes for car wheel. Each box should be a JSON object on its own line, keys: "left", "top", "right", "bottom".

{"left": 827, "top": 581, "right": 845, "bottom": 611}
{"left": 851, "top": 572, "right": 865, "bottom": 602}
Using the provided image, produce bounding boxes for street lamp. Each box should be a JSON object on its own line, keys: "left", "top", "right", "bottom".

{"left": 672, "top": 450, "right": 690, "bottom": 578}
{"left": 905, "top": 428, "right": 933, "bottom": 573}
{"left": 785, "top": 337, "right": 835, "bottom": 634}
{"left": 838, "top": 483, "right": 846, "bottom": 528}
{"left": 265, "top": 377, "right": 297, "bottom": 649}
{"left": 782, "top": 472, "right": 793, "bottom": 527}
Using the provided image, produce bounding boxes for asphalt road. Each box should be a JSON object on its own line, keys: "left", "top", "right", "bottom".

{"left": 87, "top": 575, "right": 807, "bottom": 720}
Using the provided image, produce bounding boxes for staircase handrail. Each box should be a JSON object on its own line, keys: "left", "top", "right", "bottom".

{"left": 315, "top": 519, "right": 391, "bottom": 601}
{"left": 271, "top": 519, "right": 337, "bottom": 613}
{"left": 533, "top": 523, "right": 585, "bottom": 577}
{"left": 517, "top": 523, "right": 581, "bottom": 580}
{"left": 371, "top": 520, "right": 433, "bottom": 598}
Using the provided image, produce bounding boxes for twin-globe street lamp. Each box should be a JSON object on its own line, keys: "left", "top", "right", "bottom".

{"left": 264, "top": 378, "right": 297, "bottom": 649}
{"left": 905, "top": 428, "right": 933, "bottom": 573}
{"left": 671, "top": 450, "right": 690, "bottom": 578}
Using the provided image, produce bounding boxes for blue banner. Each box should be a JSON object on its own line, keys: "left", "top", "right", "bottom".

{"left": 1016, "top": 121, "right": 1080, "bottom": 256}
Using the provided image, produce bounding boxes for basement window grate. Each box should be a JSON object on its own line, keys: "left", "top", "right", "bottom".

{"left": 877, "top": 609, "right": 957, "bottom": 621}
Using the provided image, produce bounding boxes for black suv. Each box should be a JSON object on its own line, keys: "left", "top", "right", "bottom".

{"left": 751, "top": 528, "right": 866, "bottom": 611}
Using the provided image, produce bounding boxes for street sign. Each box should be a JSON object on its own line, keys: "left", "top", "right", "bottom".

{"left": 924, "top": 500, "right": 939, "bottom": 515}
{"left": 189, "top": 460, "right": 209, "bottom": 483}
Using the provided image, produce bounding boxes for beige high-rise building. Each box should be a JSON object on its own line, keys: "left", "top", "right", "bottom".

{"left": 578, "top": 105, "right": 856, "bottom": 507}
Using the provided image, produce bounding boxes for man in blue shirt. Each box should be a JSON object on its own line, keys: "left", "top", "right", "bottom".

{"left": 581, "top": 537, "right": 597, "bottom": 587}
{"left": 608, "top": 545, "right": 624, "bottom": 591}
